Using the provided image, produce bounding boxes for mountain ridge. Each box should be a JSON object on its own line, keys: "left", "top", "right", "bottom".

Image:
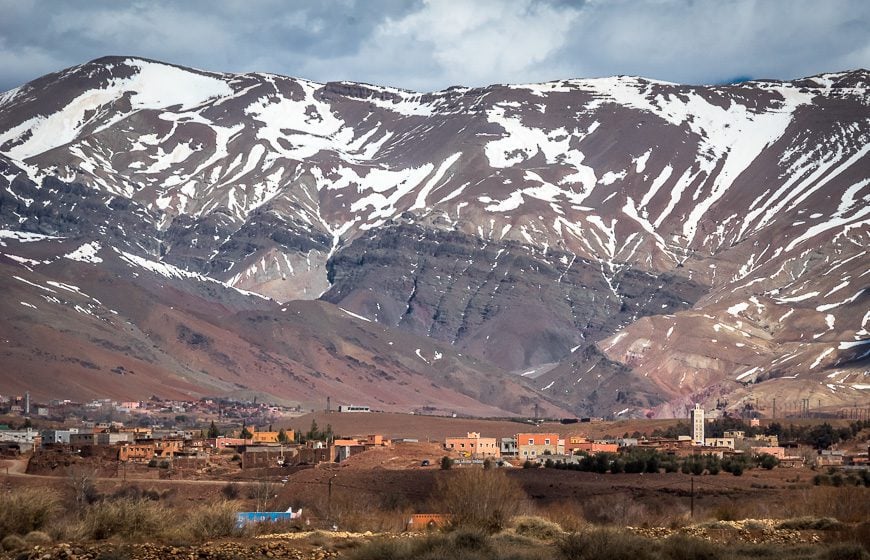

{"left": 0, "top": 56, "right": 867, "bottom": 418}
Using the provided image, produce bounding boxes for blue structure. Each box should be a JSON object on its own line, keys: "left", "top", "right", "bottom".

{"left": 235, "top": 509, "right": 302, "bottom": 528}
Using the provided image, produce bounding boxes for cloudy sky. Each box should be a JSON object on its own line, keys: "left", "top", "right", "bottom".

{"left": 1, "top": 0, "right": 868, "bottom": 92}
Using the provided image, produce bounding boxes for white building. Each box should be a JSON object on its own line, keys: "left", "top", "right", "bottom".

{"left": 41, "top": 428, "right": 79, "bottom": 444}
{"left": 338, "top": 405, "right": 370, "bottom": 412}
{"left": 0, "top": 427, "right": 40, "bottom": 444}
{"left": 691, "top": 403, "right": 705, "bottom": 445}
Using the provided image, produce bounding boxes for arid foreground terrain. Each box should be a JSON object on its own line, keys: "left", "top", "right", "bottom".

{"left": 2, "top": 415, "right": 869, "bottom": 560}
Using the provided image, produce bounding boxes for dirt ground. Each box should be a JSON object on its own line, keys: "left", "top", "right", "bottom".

{"left": 282, "top": 411, "right": 861, "bottom": 441}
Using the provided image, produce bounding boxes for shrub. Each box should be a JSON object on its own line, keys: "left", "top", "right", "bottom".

{"left": 346, "top": 537, "right": 414, "bottom": 560}
{"left": 0, "top": 487, "right": 60, "bottom": 538}
{"left": 23, "top": 530, "right": 52, "bottom": 546}
{"left": 451, "top": 528, "right": 490, "bottom": 550}
{"left": 758, "top": 454, "right": 779, "bottom": 470}
{"left": 184, "top": 501, "right": 239, "bottom": 540}
{"left": 848, "top": 521, "right": 870, "bottom": 553}
{"left": 776, "top": 517, "right": 843, "bottom": 531}
{"left": 583, "top": 494, "right": 647, "bottom": 526}
{"left": 435, "top": 468, "right": 525, "bottom": 532}
{"left": 539, "top": 502, "right": 586, "bottom": 533}
{"left": 557, "top": 528, "right": 657, "bottom": 560}
{"left": 67, "top": 467, "right": 100, "bottom": 507}
{"left": 512, "top": 516, "right": 564, "bottom": 541}
{"left": 819, "top": 543, "right": 870, "bottom": 560}
{"left": 1, "top": 535, "right": 26, "bottom": 552}
{"left": 440, "top": 456, "right": 453, "bottom": 470}
{"left": 79, "top": 498, "right": 175, "bottom": 541}
{"left": 658, "top": 533, "right": 721, "bottom": 560}
{"left": 220, "top": 482, "right": 240, "bottom": 500}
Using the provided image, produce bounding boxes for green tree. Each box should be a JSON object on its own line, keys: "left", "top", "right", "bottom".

{"left": 240, "top": 425, "right": 253, "bottom": 439}
{"left": 207, "top": 421, "right": 220, "bottom": 439}
{"left": 440, "top": 456, "right": 454, "bottom": 470}
{"left": 305, "top": 419, "right": 320, "bottom": 441}
{"left": 758, "top": 453, "right": 779, "bottom": 470}
{"left": 706, "top": 455, "right": 721, "bottom": 475}
{"left": 277, "top": 428, "right": 290, "bottom": 443}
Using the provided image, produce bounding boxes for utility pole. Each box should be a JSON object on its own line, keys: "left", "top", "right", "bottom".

{"left": 327, "top": 473, "right": 337, "bottom": 524}
{"left": 772, "top": 398, "right": 776, "bottom": 420}
{"left": 690, "top": 476, "right": 695, "bottom": 519}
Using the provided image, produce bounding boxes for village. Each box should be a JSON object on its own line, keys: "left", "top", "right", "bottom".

{"left": 2, "top": 393, "right": 868, "bottom": 481}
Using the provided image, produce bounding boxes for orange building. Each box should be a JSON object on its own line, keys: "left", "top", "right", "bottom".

{"left": 213, "top": 437, "right": 249, "bottom": 449}
{"left": 154, "top": 439, "right": 184, "bottom": 458}
{"left": 564, "top": 436, "right": 618, "bottom": 455}
{"left": 332, "top": 434, "right": 391, "bottom": 462}
{"left": 119, "top": 442, "right": 156, "bottom": 462}
{"left": 252, "top": 430, "right": 279, "bottom": 444}
{"left": 516, "top": 433, "right": 562, "bottom": 458}
{"left": 445, "top": 432, "right": 501, "bottom": 458}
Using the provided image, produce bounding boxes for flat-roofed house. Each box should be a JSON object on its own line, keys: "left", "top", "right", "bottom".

{"left": 516, "top": 433, "right": 562, "bottom": 458}
{"left": 445, "top": 432, "right": 500, "bottom": 458}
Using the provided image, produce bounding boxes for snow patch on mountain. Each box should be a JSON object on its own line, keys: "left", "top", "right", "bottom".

{"left": 64, "top": 241, "right": 103, "bottom": 264}
{"left": 0, "top": 59, "right": 232, "bottom": 161}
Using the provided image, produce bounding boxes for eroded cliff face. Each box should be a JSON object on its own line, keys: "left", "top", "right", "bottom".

{"left": 0, "top": 57, "right": 867, "bottom": 416}
{"left": 323, "top": 222, "right": 706, "bottom": 374}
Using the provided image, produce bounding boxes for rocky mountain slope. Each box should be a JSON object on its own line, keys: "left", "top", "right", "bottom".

{"left": 0, "top": 57, "right": 867, "bottom": 417}
{"left": 0, "top": 230, "right": 564, "bottom": 416}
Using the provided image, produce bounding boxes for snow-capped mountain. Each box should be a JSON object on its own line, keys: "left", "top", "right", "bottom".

{"left": 0, "top": 56, "right": 867, "bottom": 417}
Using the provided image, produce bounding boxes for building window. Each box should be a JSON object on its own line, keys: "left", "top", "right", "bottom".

{"left": 528, "top": 439, "right": 534, "bottom": 445}
{"left": 545, "top": 439, "right": 551, "bottom": 445}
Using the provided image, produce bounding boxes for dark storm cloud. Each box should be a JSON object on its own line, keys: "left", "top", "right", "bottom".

{"left": 1, "top": 0, "right": 868, "bottom": 92}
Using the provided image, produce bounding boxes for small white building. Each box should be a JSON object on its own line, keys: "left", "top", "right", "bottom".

{"left": 41, "top": 428, "right": 80, "bottom": 444}
{"left": 0, "top": 427, "right": 40, "bottom": 444}
{"left": 338, "top": 405, "right": 370, "bottom": 412}
{"left": 705, "top": 437, "right": 735, "bottom": 449}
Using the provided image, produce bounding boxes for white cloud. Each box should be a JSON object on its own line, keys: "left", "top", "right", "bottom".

{"left": 375, "top": 0, "right": 581, "bottom": 87}
{"left": 0, "top": 0, "right": 868, "bottom": 92}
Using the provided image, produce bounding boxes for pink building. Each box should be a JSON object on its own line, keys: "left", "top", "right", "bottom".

{"left": 752, "top": 446, "right": 786, "bottom": 459}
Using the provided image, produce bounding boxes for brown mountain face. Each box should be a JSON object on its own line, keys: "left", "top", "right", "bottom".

{"left": 0, "top": 57, "right": 867, "bottom": 417}
{"left": 0, "top": 233, "right": 564, "bottom": 417}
